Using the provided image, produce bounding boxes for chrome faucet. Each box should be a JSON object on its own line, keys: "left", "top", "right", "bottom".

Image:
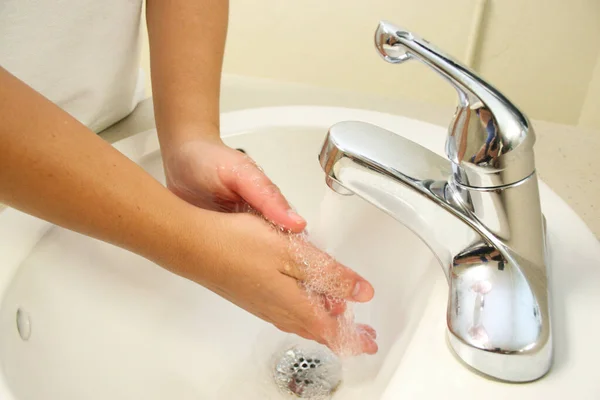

{"left": 318, "top": 21, "right": 551, "bottom": 382}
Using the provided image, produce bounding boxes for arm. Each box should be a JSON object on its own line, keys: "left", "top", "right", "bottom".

{"left": 146, "top": 0, "right": 227, "bottom": 145}
{"left": 0, "top": 67, "right": 377, "bottom": 355}
{"left": 145, "top": 0, "right": 307, "bottom": 231}
{"left": 0, "top": 66, "right": 198, "bottom": 268}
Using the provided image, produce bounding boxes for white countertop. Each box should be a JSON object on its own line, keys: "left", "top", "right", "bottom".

{"left": 101, "top": 75, "right": 600, "bottom": 238}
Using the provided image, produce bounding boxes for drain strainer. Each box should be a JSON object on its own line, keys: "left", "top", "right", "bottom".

{"left": 273, "top": 346, "right": 342, "bottom": 399}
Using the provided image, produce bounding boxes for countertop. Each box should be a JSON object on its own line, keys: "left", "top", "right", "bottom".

{"left": 101, "top": 75, "right": 600, "bottom": 238}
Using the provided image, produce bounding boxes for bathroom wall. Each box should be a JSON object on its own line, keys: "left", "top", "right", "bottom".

{"left": 140, "top": 0, "right": 600, "bottom": 129}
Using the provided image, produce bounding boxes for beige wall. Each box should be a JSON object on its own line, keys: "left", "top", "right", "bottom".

{"left": 474, "top": 0, "right": 600, "bottom": 127}
{"left": 141, "top": 0, "right": 600, "bottom": 129}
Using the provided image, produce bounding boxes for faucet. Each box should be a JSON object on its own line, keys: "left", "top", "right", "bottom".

{"left": 318, "top": 21, "right": 551, "bottom": 382}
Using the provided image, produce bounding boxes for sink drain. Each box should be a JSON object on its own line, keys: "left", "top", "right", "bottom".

{"left": 273, "top": 346, "right": 342, "bottom": 399}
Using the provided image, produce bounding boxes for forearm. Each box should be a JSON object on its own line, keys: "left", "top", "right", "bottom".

{"left": 146, "top": 0, "right": 229, "bottom": 148}
{"left": 0, "top": 67, "right": 210, "bottom": 269}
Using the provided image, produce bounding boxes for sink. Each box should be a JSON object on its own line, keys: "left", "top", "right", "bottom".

{"left": 0, "top": 106, "right": 599, "bottom": 399}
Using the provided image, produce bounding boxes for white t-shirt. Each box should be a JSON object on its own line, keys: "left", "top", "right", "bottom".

{"left": 0, "top": 0, "right": 147, "bottom": 133}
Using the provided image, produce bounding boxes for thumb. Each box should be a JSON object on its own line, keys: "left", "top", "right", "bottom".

{"left": 283, "top": 239, "right": 375, "bottom": 303}
{"left": 228, "top": 162, "right": 306, "bottom": 232}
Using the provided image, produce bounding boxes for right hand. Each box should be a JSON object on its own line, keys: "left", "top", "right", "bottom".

{"left": 174, "top": 210, "right": 378, "bottom": 355}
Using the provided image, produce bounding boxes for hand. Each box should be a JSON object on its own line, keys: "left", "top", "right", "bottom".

{"left": 162, "top": 136, "right": 306, "bottom": 232}
{"left": 174, "top": 210, "right": 378, "bottom": 356}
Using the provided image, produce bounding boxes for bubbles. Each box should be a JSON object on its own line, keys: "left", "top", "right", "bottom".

{"left": 325, "top": 305, "right": 369, "bottom": 358}
{"left": 241, "top": 190, "right": 375, "bottom": 358}
{"left": 283, "top": 208, "right": 374, "bottom": 356}
{"left": 287, "top": 232, "right": 347, "bottom": 298}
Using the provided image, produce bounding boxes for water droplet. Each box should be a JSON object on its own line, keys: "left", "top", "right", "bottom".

{"left": 16, "top": 308, "right": 31, "bottom": 341}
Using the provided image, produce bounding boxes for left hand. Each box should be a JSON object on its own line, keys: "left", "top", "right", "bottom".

{"left": 161, "top": 135, "right": 307, "bottom": 232}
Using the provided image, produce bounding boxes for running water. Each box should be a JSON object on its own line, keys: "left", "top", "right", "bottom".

{"left": 218, "top": 158, "right": 380, "bottom": 399}
{"left": 241, "top": 187, "right": 375, "bottom": 353}
{"left": 286, "top": 190, "right": 375, "bottom": 358}
{"left": 265, "top": 190, "right": 375, "bottom": 399}
{"left": 308, "top": 190, "right": 346, "bottom": 254}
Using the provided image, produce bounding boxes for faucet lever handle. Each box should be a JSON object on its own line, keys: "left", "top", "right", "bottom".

{"left": 374, "top": 21, "right": 536, "bottom": 188}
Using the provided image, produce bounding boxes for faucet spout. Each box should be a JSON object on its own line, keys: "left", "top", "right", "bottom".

{"left": 319, "top": 121, "right": 552, "bottom": 382}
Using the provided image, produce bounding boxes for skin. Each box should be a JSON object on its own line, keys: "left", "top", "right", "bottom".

{"left": 145, "top": 0, "right": 305, "bottom": 227}
{"left": 0, "top": 0, "right": 378, "bottom": 355}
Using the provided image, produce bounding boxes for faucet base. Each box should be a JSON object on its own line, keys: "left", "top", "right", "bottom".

{"left": 446, "top": 330, "right": 553, "bottom": 383}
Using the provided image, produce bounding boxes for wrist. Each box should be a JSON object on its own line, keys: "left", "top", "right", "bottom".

{"left": 142, "top": 200, "right": 218, "bottom": 282}
{"left": 155, "top": 207, "right": 236, "bottom": 290}
{"left": 157, "top": 123, "right": 223, "bottom": 156}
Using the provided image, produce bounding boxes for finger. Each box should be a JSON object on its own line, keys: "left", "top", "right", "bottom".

{"left": 276, "top": 274, "right": 372, "bottom": 354}
{"left": 322, "top": 295, "right": 347, "bottom": 316}
{"left": 357, "top": 323, "right": 377, "bottom": 340}
{"left": 357, "top": 326, "right": 379, "bottom": 355}
{"left": 167, "top": 180, "right": 245, "bottom": 214}
{"left": 283, "top": 240, "right": 375, "bottom": 303}
{"left": 309, "top": 316, "right": 378, "bottom": 356}
{"left": 274, "top": 324, "right": 317, "bottom": 342}
{"left": 330, "top": 323, "right": 378, "bottom": 356}
{"left": 228, "top": 162, "right": 306, "bottom": 232}
{"left": 326, "top": 262, "right": 374, "bottom": 303}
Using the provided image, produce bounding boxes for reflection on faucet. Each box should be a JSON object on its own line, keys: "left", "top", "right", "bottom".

{"left": 317, "top": 21, "right": 552, "bottom": 383}
{"left": 471, "top": 107, "right": 501, "bottom": 166}
{"left": 469, "top": 278, "right": 493, "bottom": 349}
{"left": 453, "top": 242, "right": 505, "bottom": 270}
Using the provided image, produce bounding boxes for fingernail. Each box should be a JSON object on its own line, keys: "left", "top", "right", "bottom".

{"left": 352, "top": 281, "right": 373, "bottom": 302}
{"left": 287, "top": 209, "right": 306, "bottom": 225}
{"left": 352, "top": 282, "right": 362, "bottom": 299}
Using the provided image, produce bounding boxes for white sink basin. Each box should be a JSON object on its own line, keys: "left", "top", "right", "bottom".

{"left": 1, "top": 106, "right": 599, "bottom": 399}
